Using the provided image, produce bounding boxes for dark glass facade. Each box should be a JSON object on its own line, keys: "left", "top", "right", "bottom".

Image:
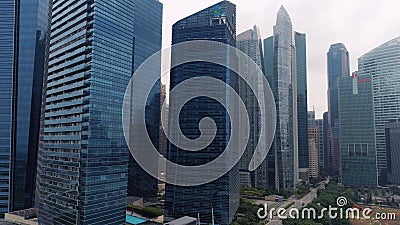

{"left": 263, "top": 36, "right": 277, "bottom": 189}
{"left": 36, "top": 0, "right": 133, "bottom": 224}
{"left": 386, "top": 119, "right": 400, "bottom": 185}
{"left": 295, "top": 32, "right": 309, "bottom": 169}
{"left": 327, "top": 43, "right": 350, "bottom": 174}
{"left": 164, "top": 1, "right": 239, "bottom": 224}
{"left": 338, "top": 74, "right": 377, "bottom": 187}
{"left": 0, "top": 0, "right": 51, "bottom": 215}
{"left": 316, "top": 119, "right": 324, "bottom": 168}
{"left": 322, "top": 111, "right": 329, "bottom": 169}
{"left": 237, "top": 26, "right": 264, "bottom": 188}
{"left": 128, "top": 0, "right": 163, "bottom": 200}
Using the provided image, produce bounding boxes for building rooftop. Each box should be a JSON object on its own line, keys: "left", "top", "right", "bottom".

{"left": 165, "top": 216, "right": 197, "bottom": 225}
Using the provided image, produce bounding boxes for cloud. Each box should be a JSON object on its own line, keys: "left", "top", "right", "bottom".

{"left": 161, "top": 0, "right": 400, "bottom": 118}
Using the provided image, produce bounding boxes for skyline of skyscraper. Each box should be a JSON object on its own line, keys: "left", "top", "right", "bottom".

{"left": 237, "top": 25, "right": 266, "bottom": 189}
{"left": 338, "top": 73, "right": 377, "bottom": 187}
{"left": 316, "top": 119, "right": 325, "bottom": 169}
{"left": 295, "top": 32, "right": 309, "bottom": 171}
{"left": 0, "top": 0, "right": 51, "bottom": 215}
{"left": 270, "top": 6, "right": 298, "bottom": 191}
{"left": 165, "top": 1, "right": 239, "bottom": 224}
{"left": 327, "top": 43, "right": 350, "bottom": 175}
{"left": 128, "top": 0, "right": 163, "bottom": 201}
{"left": 358, "top": 36, "right": 400, "bottom": 185}
{"left": 36, "top": 1, "right": 134, "bottom": 224}
{"left": 1, "top": 1, "right": 400, "bottom": 223}
{"left": 322, "top": 111, "right": 330, "bottom": 170}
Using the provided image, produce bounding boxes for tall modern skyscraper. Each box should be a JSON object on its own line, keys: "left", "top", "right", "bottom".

{"left": 237, "top": 25, "right": 265, "bottom": 188}
{"left": 128, "top": 0, "right": 163, "bottom": 200}
{"left": 295, "top": 32, "right": 309, "bottom": 170}
{"left": 322, "top": 111, "right": 329, "bottom": 169}
{"left": 271, "top": 6, "right": 298, "bottom": 191}
{"left": 263, "top": 6, "right": 300, "bottom": 191}
{"left": 264, "top": 36, "right": 274, "bottom": 85}
{"left": 358, "top": 36, "right": 400, "bottom": 184}
{"left": 316, "top": 119, "right": 325, "bottom": 169}
{"left": 386, "top": 119, "right": 400, "bottom": 185}
{"left": 263, "top": 36, "right": 277, "bottom": 189}
{"left": 0, "top": 0, "right": 51, "bottom": 215}
{"left": 327, "top": 43, "right": 350, "bottom": 174}
{"left": 36, "top": 1, "right": 134, "bottom": 224}
{"left": 338, "top": 73, "right": 377, "bottom": 187}
{"left": 165, "top": 2, "right": 239, "bottom": 224}
{"left": 308, "top": 127, "right": 319, "bottom": 179}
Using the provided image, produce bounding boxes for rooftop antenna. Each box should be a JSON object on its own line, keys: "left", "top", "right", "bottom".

{"left": 197, "top": 213, "right": 200, "bottom": 225}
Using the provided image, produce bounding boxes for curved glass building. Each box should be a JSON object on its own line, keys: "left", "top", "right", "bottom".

{"left": 358, "top": 36, "right": 400, "bottom": 184}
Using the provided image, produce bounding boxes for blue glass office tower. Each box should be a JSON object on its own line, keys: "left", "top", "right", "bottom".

{"left": 36, "top": 1, "right": 133, "bottom": 224}
{"left": 0, "top": 0, "right": 51, "bottom": 216}
{"left": 271, "top": 6, "right": 298, "bottom": 191}
{"left": 128, "top": 0, "right": 163, "bottom": 200}
{"left": 164, "top": 2, "right": 238, "bottom": 224}
{"left": 295, "top": 32, "right": 309, "bottom": 170}
{"left": 358, "top": 36, "right": 400, "bottom": 185}
{"left": 237, "top": 25, "right": 265, "bottom": 188}
{"left": 263, "top": 36, "right": 277, "bottom": 189}
{"left": 327, "top": 43, "right": 350, "bottom": 174}
{"left": 338, "top": 74, "right": 377, "bottom": 187}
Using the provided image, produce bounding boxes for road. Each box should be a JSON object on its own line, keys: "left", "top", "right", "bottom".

{"left": 265, "top": 179, "right": 329, "bottom": 225}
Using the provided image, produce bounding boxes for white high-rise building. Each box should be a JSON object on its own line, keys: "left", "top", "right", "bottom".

{"left": 358, "top": 36, "right": 400, "bottom": 184}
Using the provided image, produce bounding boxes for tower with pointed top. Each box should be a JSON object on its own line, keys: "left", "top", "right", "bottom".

{"left": 270, "top": 6, "right": 299, "bottom": 190}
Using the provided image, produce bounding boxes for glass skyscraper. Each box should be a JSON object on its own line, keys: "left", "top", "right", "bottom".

{"left": 0, "top": 0, "right": 51, "bottom": 215}
{"left": 164, "top": 1, "right": 239, "bottom": 224}
{"left": 327, "top": 43, "right": 350, "bottom": 175}
{"left": 237, "top": 25, "right": 265, "bottom": 189}
{"left": 338, "top": 74, "right": 377, "bottom": 187}
{"left": 295, "top": 32, "right": 309, "bottom": 170}
{"left": 36, "top": 1, "right": 134, "bottom": 224}
{"left": 386, "top": 119, "right": 400, "bottom": 185}
{"left": 128, "top": 0, "right": 163, "bottom": 201}
{"left": 263, "top": 36, "right": 277, "bottom": 189}
{"left": 271, "top": 6, "right": 298, "bottom": 191}
{"left": 358, "top": 36, "right": 400, "bottom": 184}
{"left": 316, "top": 119, "right": 325, "bottom": 169}
{"left": 322, "top": 111, "right": 329, "bottom": 169}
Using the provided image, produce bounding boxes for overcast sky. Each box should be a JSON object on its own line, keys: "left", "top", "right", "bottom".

{"left": 160, "top": 0, "right": 400, "bottom": 118}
